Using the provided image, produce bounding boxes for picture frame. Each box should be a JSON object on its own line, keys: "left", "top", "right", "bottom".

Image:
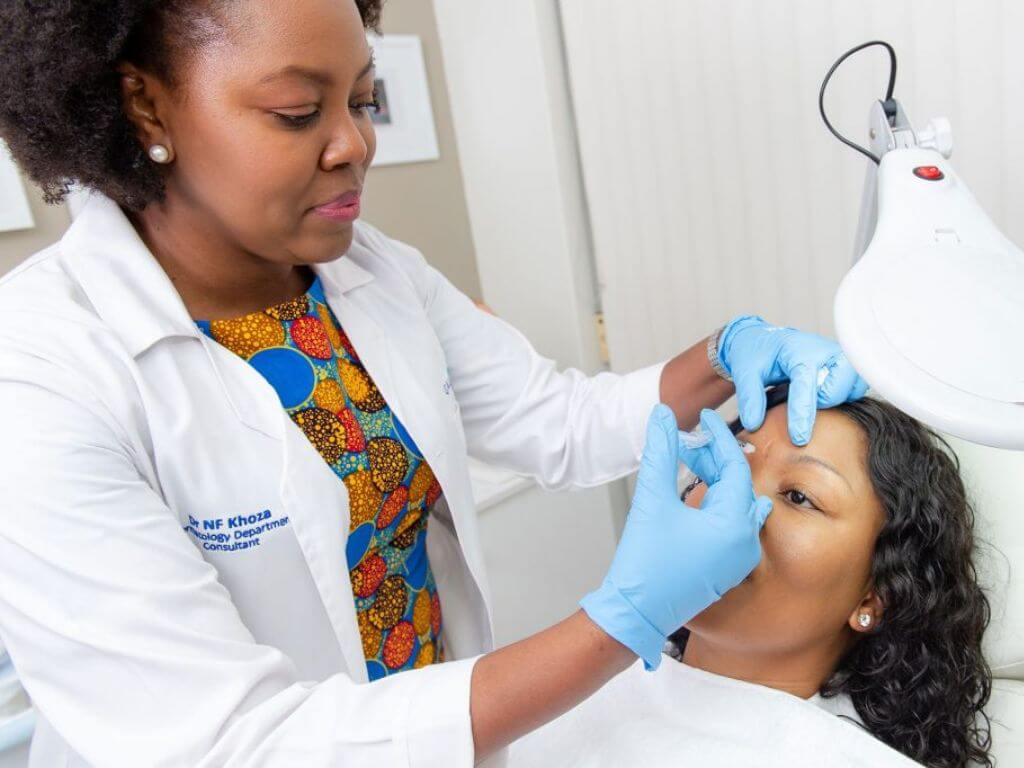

{"left": 367, "top": 34, "right": 440, "bottom": 167}
{"left": 0, "top": 140, "right": 34, "bottom": 233}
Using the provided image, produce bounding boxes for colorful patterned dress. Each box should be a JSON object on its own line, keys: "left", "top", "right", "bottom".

{"left": 197, "top": 277, "right": 444, "bottom": 681}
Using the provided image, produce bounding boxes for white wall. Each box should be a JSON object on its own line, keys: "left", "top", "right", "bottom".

{"left": 433, "top": 0, "right": 629, "bottom": 641}
{"left": 948, "top": 437, "right": 1024, "bottom": 679}
{"left": 433, "top": 0, "right": 603, "bottom": 371}
{"left": 560, "top": 0, "right": 1024, "bottom": 373}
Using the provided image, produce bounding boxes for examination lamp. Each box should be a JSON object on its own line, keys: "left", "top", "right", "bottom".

{"left": 825, "top": 41, "right": 1024, "bottom": 450}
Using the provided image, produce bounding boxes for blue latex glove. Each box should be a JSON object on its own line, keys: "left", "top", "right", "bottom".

{"left": 718, "top": 315, "right": 870, "bottom": 445}
{"left": 580, "top": 405, "right": 772, "bottom": 670}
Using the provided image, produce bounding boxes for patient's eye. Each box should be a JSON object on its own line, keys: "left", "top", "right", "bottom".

{"left": 783, "top": 489, "right": 818, "bottom": 510}
{"left": 681, "top": 477, "right": 704, "bottom": 502}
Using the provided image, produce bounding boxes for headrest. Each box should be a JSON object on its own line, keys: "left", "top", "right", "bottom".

{"left": 946, "top": 436, "right": 1024, "bottom": 680}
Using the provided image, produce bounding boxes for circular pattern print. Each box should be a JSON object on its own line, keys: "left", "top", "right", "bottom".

{"left": 383, "top": 621, "right": 417, "bottom": 669}
{"left": 336, "top": 325, "right": 360, "bottom": 362}
{"left": 409, "top": 463, "right": 436, "bottom": 507}
{"left": 368, "top": 575, "right": 408, "bottom": 630}
{"left": 291, "top": 407, "right": 346, "bottom": 464}
{"left": 414, "top": 641, "right": 435, "bottom": 669}
{"left": 377, "top": 485, "right": 409, "bottom": 530}
{"left": 431, "top": 592, "right": 442, "bottom": 637}
{"left": 290, "top": 315, "right": 333, "bottom": 360}
{"left": 390, "top": 514, "right": 422, "bottom": 550}
{"left": 367, "top": 438, "right": 408, "bottom": 493}
{"left": 343, "top": 470, "right": 382, "bottom": 529}
{"left": 210, "top": 312, "right": 285, "bottom": 359}
{"left": 313, "top": 378, "right": 346, "bottom": 414}
{"left": 316, "top": 302, "right": 344, "bottom": 352}
{"left": 339, "top": 360, "right": 385, "bottom": 412}
{"left": 358, "top": 611, "right": 383, "bottom": 659}
{"left": 344, "top": 522, "right": 374, "bottom": 569}
{"left": 404, "top": 546, "right": 429, "bottom": 591}
{"left": 366, "top": 659, "right": 388, "bottom": 682}
{"left": 351, "top": 551, "right": 387, "bottom": 598}
{"left": 249, "top": 347, "right": 316, "bottom": 409}
{"left": 338, "top": 409, "right": 366, "bottom": 453}
{"left": 425, "top": 478, "right": 442, "bottom": 511}
{"left": 264, "top": 294, "right": 309, "bottom": 322}
{"left": 412, "top": 588, "right": 432, "bottom": 636}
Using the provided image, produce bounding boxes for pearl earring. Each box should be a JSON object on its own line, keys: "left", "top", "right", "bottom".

{"left": 148, "top": 144, "right": 171, "bottom": 164}
{"left": 857, "top": 613, "right": 872, "bottom": 628}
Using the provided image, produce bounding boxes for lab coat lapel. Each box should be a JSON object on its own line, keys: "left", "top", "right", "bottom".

{"left": 251, "top": 261, "right": 390, "bottom": 681}
{"left": 197, "top": 345, "right": 369, "bottom": 675}
{"left": 63, "top": 195, "right": 287, "bottom": 441}
{"left": 318, "top": 270, "right": 496, "bottom": 645}
{"left": 319, "top": 283, "right": 447, "bottom": 464}
{"left": 197, "top": 293, "right": 376, "bottom": 677}
{"left": 60, "top": 194, "right": 199, "bottom": 357}
{"left": 197, "top": 338, "right": 288, "bottom": 440}
{"left": 278, "top": 419, "right": 370, "bottom": 681}
{"left": 271, "top": 258, "right": 424, "bottom": 681}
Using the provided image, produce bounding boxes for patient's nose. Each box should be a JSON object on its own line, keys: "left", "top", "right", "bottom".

{"left": 743, "top": 442, "right": 771, "bottom": 499}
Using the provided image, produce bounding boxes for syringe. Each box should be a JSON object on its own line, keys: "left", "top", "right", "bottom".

{"left": 679, "top": 428, "right": 756, "bottom": 454}
{"left": 678, "top": 429, "right": 713, "bottom": 449}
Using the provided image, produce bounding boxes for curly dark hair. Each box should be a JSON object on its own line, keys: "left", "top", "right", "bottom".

{"left": 820, "top": 394, "right": 993, "bottom": 768}
{"left": 671, "top": 387, "right": 993, "bottom": 768}
{"left": 0, "top": 0, "right": 384, "bottom": 210}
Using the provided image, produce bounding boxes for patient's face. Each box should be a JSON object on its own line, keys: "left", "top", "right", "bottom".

{"left": 683, "top": 406, "right": 884, "bottom": 654}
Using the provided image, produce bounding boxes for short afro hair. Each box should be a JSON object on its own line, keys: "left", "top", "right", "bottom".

{"left": 0, "top": 0, "right": 384, "bottom": 210}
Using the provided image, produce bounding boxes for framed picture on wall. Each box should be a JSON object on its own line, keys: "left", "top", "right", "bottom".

{"left": 366, "top": 34, "right": 440, "bottom": 167}
{"left": 0, "top": 140, "right": 34, "bottom": 233}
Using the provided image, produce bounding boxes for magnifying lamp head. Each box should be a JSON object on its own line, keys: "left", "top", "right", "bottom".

{"left": 834, "top": 148, "right": 1024, "bottom": 449}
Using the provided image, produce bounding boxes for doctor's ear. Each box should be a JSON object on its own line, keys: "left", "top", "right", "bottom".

{"left": 848, "top": 590, "right": 884, "bottom": 634}
{"left": 118, "top": 63, "right": 175, "bottom": 165}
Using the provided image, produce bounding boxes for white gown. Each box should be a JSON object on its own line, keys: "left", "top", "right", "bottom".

{"left": 511, "top": 657, "right": 921, "bottom": 767}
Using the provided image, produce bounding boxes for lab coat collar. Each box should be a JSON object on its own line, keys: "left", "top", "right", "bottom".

{"left": 313, "top": 249, "right": 375, "bottom": 299}
{"left": 61, "top": 193, "right": 376, "bottom": 358}
{"left": 61, "top": 194, "right": 199, "bottom": 358}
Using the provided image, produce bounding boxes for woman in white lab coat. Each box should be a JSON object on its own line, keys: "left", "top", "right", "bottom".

{"left": 0, "top": 1, "right": 867, "bottom": 766}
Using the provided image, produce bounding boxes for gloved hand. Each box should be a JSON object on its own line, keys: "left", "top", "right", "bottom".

{"left": 580, "top": 405, "right": 772, "bottom": 670}
{"left": 718, "top": 315, "right": 870, "bottom": 445}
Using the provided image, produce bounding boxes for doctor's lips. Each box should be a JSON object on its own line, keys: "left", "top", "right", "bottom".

{"left": 312, "top": 190, "right": 362, "bottom": 222}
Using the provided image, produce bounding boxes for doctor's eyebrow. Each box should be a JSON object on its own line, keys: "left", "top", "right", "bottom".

{"left": 257, "top": 54, "right": 375, "bottom": 87}
{"left": 789, "top": 454, "right": 852, "bottom": 491}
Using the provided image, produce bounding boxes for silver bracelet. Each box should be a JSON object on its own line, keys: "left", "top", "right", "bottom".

{"left": 706, "top": 326, "right": 732, "bottom": 382}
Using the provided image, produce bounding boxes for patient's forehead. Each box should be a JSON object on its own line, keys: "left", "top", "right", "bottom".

{"left": 741, "top": 406, "right": 872, "bottom": 493}
{"left": 741, "top": 403, "right": 861, "bottom": 442}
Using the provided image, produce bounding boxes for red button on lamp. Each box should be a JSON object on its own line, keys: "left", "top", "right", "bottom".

{"left": 913, "top": 165, "right": 945, "bottom": 181}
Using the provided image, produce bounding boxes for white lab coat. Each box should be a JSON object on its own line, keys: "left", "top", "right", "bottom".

{"left": 0, "top": 195, "right": 664, "bottom": 768}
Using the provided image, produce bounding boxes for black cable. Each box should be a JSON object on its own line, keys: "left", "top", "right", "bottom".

{"left": 819, "top": 40, "right": 898, "bottom": 165}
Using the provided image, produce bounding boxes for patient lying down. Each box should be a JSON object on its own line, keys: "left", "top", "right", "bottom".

{"left": 513, "top": 390, "right": 992, "bottom": 768}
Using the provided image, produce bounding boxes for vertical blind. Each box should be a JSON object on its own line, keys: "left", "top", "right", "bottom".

{"left": 560, "top": 0, "right": 1024, "bottom": 372}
